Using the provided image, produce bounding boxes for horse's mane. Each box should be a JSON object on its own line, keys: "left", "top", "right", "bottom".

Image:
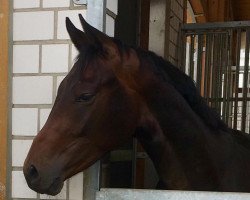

{"left": 133, "top": 48, "right": 250, "bottom": 149}
{"left": 135, "top": 48, "right": 228, "bottom": 131}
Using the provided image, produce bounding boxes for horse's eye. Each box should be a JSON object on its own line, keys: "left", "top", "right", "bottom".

{"left": 75, "top": 93, "right": 95, "bottom": 103}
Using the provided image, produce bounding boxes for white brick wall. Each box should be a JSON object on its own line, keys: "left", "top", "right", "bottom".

{"left": 57, "top": 76, "right": 66, "bottom": 91}
{"left": 12, "top": 171, "right": 37, "bottom": 198}
{"left": 40, "top": 184, "right": 67, "bottom": 199}
{"left": 14, "top": 0, "right": 40, "bottom": 9}
{"left": 11, "top": 2, "right": 87, "bottom": 200}
{"left": 12, "top": 108, "right": 38, "bottom": 136}
{"left": 12, "top": 140, "right": 33, "bottom": 167}
{"left": 42, "top": 44, "right": 69, "bottom": 73}
{"left": 40, "top": 109, "right": 51, "bottom": 130}
{"left": 57, "top": 10, "right": 86, "bottom": 39}
{"left": 43, "top": 0, "right": 70, "bottom": 8}
{"left": 12, "top": 76, "right": 53, "bottom": 104}
{"left": 13, "top": 11, "right": 54, "bottom": 41}
{"left": 13, "top": 45, "right": 40, "bottom": 73}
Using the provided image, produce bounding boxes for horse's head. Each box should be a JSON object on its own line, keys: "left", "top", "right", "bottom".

{"left": 23, "top": 15, "right": 143, "bottom": 195}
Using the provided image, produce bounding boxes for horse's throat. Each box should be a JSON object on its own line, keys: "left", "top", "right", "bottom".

{"left": 135, "top": 115, "right": 189, "bottom": 189}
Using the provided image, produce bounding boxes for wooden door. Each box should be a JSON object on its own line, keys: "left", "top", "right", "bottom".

{"left": 0, "top": 1, "right": 9, "bottom": 199}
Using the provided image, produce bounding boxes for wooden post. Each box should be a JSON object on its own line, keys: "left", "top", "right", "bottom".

{"left": 0, "top": 0, "right": 9, "bottom": 199}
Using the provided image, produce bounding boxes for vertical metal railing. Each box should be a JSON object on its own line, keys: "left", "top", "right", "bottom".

{"left": 179, "top": 21, "right": 250, "bottom": 133}
{"left": 233, "top": 29, "right": 242, "bottom": 129}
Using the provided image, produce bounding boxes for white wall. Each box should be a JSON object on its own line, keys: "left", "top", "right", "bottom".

{"left": 11, "top": 1, "right": 88, "bottom": 199}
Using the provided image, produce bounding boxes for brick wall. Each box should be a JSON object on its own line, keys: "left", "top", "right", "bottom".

{"left": 148, "top": 0, "right": 184, "bottom": 66}
{"left": 10, "top": 1, "right": 111, "bottom": 200}
{"left": 168, "top": 0, "right": 184, "bottom": 65}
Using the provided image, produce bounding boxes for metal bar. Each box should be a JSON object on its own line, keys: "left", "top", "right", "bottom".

{"left": 211, "top": 34, "right": 218, "bottom": 109}
{"left": 241, "top": 29, "right": 250, "bottom": 132}
{"left": 85, "top": 2, "right": 105, "bottom": 198}
{"left": 226, "top": 30, "right": 233, "bottom": 127}
{"left": 213, "top": 34, "right": 219, "bottom": 111}
{"left": 185, "top": 31, "right": 229, "bottom": 36}
{"left": 222, "top": 33, "right": 229, "bottom": 122}
{"left": 208, "top": 97, "right": 250, "bottom": 102}
{"left": 196, "top": 34, "right": 203, "bottom": 92}
{"left": 185, "top": 36, "right": 190, "bottom": 74}
{"left": 132, "top": 138, "right": 137, "bottom": 188}
{"left": 233, "top": 29, "right": 241, "bottom": 129}
{"left": 180, "top": 30, "right": 187, "bottom": 72}
{"left": 183, "top": 21, "right": 250, "bottom": 31}
{"left": 182, "top": 22, "right": 250, "bottom": 132}
{"left": 217, "top": 34, "right": 223, "bottom": 114}
{"left": 206, "top": 34, "right": 213, "bottom": 103}
{"left": 208, "top": 34, "right": 214, "bottom": 105}
{"left": 189, "top": 35, "right": 195, "bottom": 79}
{"left": 204, "top": 34, "right": 210, "bottom": 98}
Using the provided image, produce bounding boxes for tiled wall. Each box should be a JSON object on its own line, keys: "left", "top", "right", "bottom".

{"left": 168, "top": 0, "right": 184, "bottom": 65}
{"left": 11, "top": 1, "right": 87, "bottom": 199}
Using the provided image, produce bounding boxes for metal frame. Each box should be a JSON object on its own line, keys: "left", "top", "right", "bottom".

{"left": 83, "top": 1, "right": 107, "bottom": 198}
{"left": 180, "top": 21, "right": 250, "bottom": 133}
{"left": 183, "top": 21, "right": 250, "bottom": 31}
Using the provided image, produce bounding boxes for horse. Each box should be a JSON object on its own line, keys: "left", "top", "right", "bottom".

{"left": 23, "top": 14, "right": 250, "bottom": 195}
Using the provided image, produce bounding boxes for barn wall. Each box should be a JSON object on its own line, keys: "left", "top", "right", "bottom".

{"left": 10, "top": 1, "right": 117, "bottom": 199}
{"left": 148, "top": 0, "right": 184, "bottom": 66}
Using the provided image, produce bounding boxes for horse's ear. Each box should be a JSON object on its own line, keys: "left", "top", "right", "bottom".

{"left": 78, "top": 14, "right": 112, "bottom": 45}
{"left": 66, "top": 17, "right": 89, "bottom": 51}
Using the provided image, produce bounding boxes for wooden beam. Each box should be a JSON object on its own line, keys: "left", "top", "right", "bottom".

{"left": 189, "top": 0, "right": 233, "bottom": 23}
{"left": 139, "top": 0, "right": 150, "bottom": 50}
{"left": 207, "top": 0, "right": 224, "bottom": 22}
{"left": 0, "top": 0, "right": 9, "bottom": 199}
{"left": 206, "top": 0, "right": 233, "bottom": 22}
{"left": 188, "top": 0, "right": 207, "bottom": 22}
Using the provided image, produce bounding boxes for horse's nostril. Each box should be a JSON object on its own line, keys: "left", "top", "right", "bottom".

{"left": 28, "top": 164, "right": 39, "bottom": 181}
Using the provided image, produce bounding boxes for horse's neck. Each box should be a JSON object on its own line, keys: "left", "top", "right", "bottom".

{"left": 136, "top": 76, "right": 222, "bottom": 190}
{"left": 135, "top": 114, "right": 189, "bottom": 189}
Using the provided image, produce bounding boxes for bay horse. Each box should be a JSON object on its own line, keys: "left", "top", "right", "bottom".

{"left": 23, "top": 15, "right": 250, "bottom": 195}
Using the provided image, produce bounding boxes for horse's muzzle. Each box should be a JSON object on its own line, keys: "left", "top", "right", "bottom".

{"left": 23, "top": 164, "right": 64, "bottom": 196}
